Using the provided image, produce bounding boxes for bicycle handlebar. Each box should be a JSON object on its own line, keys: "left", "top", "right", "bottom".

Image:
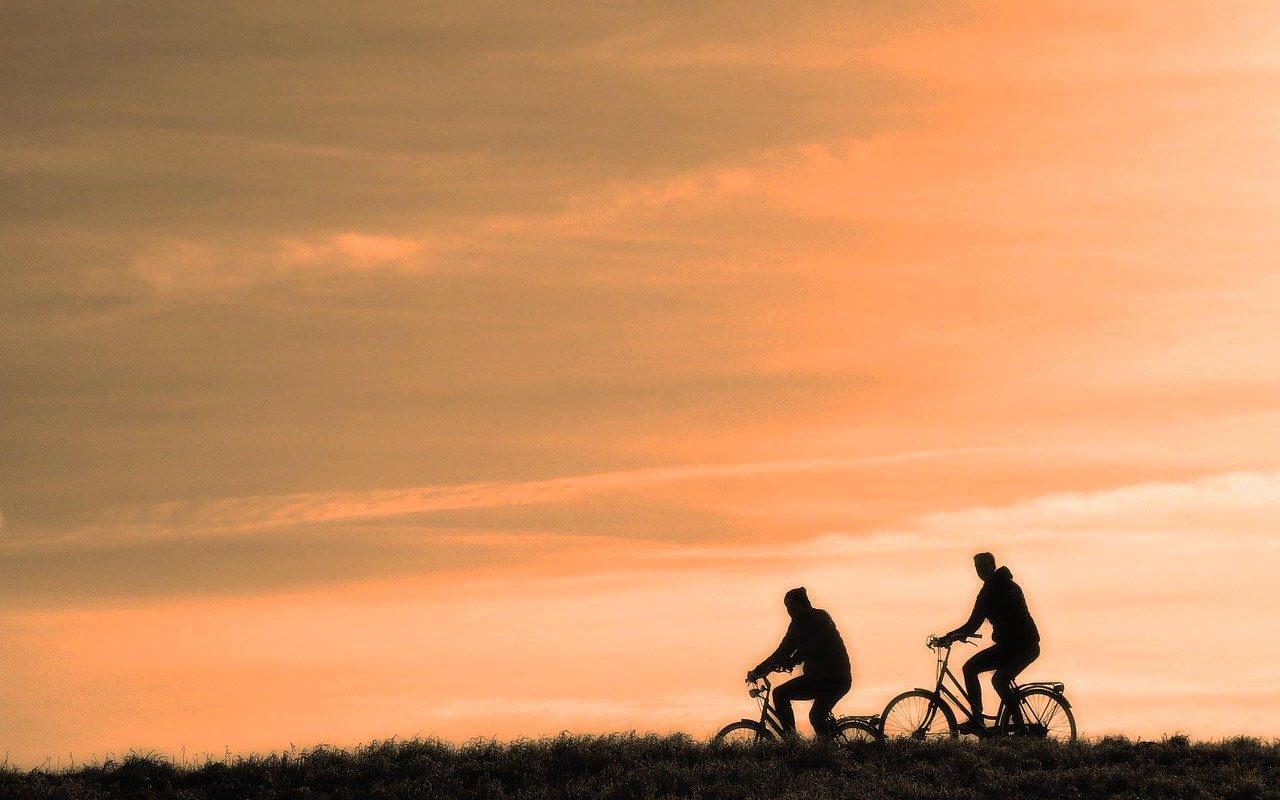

{"left": 927, "top": 633, "right": 983, "bottom": 648}
{"left": 746, "top": 674, "right": 772, "bottom": 698}
{"left": 745, "top": 664, "right": 793, "bottom": 683}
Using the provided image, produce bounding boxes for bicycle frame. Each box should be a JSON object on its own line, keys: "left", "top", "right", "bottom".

{"left": 925, "top": 642, "right": 993, "bottom": 722}
{"left": 881, "top": 635, "right": 1076, "bottom": 741}
{"left": 743, "top": 676, "right": 869, "bottom": 737}
{"left": 921, "top": 641, "right": 1069, "bottom": 723}
{"left": 746, "top": 677, "right": 792, "bottom": 737}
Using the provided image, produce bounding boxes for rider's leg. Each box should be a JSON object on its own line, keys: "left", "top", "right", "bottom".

{"left": 961, "top": 645, "right": 1002, "bottom": 722}
{"left": 772, "top": 675, "right": 817, "bottom": 735}
{"left": 807, "top": 676, "right": 852, "bottom": 737}
{"left": 992, "top": 641, "right": 1040, "bottom": 726}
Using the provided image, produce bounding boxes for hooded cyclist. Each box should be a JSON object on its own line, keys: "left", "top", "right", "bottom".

{"left": 935, "top": 552, "right": 1040, "bottom": 734}
{"left": 746, "top": 587, "right": 852, "bottom": 737}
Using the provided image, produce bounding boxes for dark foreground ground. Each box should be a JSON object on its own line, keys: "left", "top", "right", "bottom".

{"left": 3, "top": 735, "right": 1277, "bottom": 800}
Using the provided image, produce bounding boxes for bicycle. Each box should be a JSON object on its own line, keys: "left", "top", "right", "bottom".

{"left": 713, "top": 671, "right": 881, "bottom": 744}
{"left": 880, "top": 634, "right": 1076, "bottom": 741}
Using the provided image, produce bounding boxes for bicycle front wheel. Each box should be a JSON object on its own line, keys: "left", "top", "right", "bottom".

{"left": 834, "top": 717, "right": 880, "bottom": 743}
{"left": 880, "top": 690, "right": 957, "bottom": 740}
{"left": 997, "top": 688, "right": 1076, "bottom": 742}
{"left": 712, "top": 720, "right": 772, "bottom": 743}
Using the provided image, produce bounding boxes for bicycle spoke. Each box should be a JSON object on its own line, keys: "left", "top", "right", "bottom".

{"left": 1022, "top": 698, "right": 1039, "bottom": 725}
{"left": 1039, "top": 699, "right": 1060, "bottom": 727}
{"left": 889, "top": 697, "right": 918, "bottom": 736}
{"left": 1024, "top": 699, "right": 1041, "bottom": 728}
{"left": 1046, "top": 705, "right": 1071, "bottom": 737}
{"left": 904, "top": 698, "right": 923, "bottom": 733}
{"left": 1035, "top": 697, "right": 1060, "bottom": 730}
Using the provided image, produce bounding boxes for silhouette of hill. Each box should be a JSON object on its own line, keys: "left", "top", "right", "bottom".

{"left": 3, "top": 734, "right": 1276, "bottom": 799}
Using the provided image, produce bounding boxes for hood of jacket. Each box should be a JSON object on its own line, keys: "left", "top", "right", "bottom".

{"left": 988, "top": 565, "right": 1013, "bottom": 583}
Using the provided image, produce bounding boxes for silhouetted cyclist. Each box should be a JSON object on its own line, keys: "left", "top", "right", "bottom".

{"left": 936, "top": 552, "right": 1040, "bottom": 734}
{"left": 746, "top": 587, "right": 852, "bottom": 737}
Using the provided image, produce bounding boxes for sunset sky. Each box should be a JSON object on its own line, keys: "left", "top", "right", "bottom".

{"left": 3, "top": 0, "right": 1280, "bottom": 765}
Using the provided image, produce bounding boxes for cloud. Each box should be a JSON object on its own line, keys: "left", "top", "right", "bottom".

{"left": 130, "top": 232, "right": 430, "bottom": 293}
{"left": 16, "top": 447, "right": 998, "bottom": 551}
{"left": 12, "top": 460, "right": 1274, "bottom": 613}
{"left": 0, "top": 1, "right": 903, "bottom": 255}
{"left": 910, "top": 469, "right": 1280, "bottom": 539}
{"left": 276, "top": 231, "right": 429, "bottom": 271}
{"left": 117, "top": 150, "right": 775, "bottom": 300}
{"left": 331, "top": 233, "right": 424, "bottom": 264}
{"left": 657, "top": 468, "right": 1280, "bottom": 566}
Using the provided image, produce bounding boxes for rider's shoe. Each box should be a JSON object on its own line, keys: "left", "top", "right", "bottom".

{"left": 956, "top": 718, "right": 988, "bottom": 737}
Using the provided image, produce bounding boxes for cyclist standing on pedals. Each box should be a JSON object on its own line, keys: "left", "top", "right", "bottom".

{"left": 935, "top": 552, "right": 1040, "bottom": 735}
{"left": 746, "top": 587, "right": 852, "bottom": 738}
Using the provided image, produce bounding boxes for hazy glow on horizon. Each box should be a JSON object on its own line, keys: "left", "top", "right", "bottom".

{"left": 3, "top": 0, "right": 1280, "bottom": 764}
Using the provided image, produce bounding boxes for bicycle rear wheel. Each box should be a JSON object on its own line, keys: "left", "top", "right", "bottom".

{"left": 881, "top": 690, "right": 957, "bottom": 740}
{"left": 712, "top": 720, "right": 772, "bottom": 743}
{"left": 834, "top": 717, "right": 880, "bottom": 743}
{"left": 997, "top": 687, "right": 1076, "bottom": 742}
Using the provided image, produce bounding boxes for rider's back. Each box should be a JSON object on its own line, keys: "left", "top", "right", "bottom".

{"left": 978, "top": 567, "right": 1039, "bottom": 645}
{"left": 791, "top": 607, "right": 852, "bottom": 679}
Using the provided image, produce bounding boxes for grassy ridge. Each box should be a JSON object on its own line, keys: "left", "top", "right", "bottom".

{"left": 2, "top": 735, "right": 1277, "bottom": 800}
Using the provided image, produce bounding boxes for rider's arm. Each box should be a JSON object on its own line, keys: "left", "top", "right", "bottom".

{"left": 753, "top": 619, "right": 800, "bottom": 675}
{"left": 945, "top": 590, "right": 985, "bottom": 641}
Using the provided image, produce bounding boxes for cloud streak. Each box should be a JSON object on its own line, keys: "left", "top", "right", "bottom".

{"left": 641, "top": 468, "right": 1280, "bottom": 568}
{"left": 130, "top": 231, "right": 432, "bottom": 294}
{"left": 18, "top": 447, "right": 1008, "bottom": 550}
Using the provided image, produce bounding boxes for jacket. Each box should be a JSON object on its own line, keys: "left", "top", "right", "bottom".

{"left": 949, "top": 566, "right": 1040, "bottom": 646}
{"left": 755, "top": 607, "right": 852, "bottom": 680}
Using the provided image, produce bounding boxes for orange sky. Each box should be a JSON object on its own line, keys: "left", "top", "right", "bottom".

{"left": 3, "top": 0, "right": 1280, "bottom": 766}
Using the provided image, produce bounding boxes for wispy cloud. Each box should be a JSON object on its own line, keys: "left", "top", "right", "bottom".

{"left": 648, "top": 468, "right": 1280, "bottom": 566}
{"left": 283, "top": 233, "right": 427, "bottom": 269}
{"left": 910, "top": 468, "right": 1280, "bottom": 537}
{"left": 28, "top": 447, "right": 1006, "bottom": 550}
{"left": 131, "top": 231, "right": 431, "bottom": 293}
{"left": 21, "top": 453, "right": 1278, "bottom": 560}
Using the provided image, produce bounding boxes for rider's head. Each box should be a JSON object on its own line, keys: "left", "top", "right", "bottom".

{"left": 783, "top": 586, "right": 811, "bottom": 617}
{"left": 973, "top": 552, "right": 997, "bottom": 580}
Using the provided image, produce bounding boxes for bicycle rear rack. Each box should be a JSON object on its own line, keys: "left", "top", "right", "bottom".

{"left": 1019, "top": 681, "right": 1065, "bottom": 693}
